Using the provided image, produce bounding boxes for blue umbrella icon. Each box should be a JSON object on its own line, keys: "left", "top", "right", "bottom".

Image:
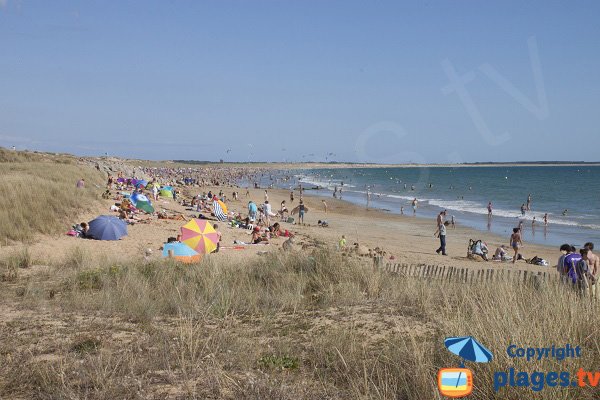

{"left": 444, "top": 336, "right": 492, "bottom": 389}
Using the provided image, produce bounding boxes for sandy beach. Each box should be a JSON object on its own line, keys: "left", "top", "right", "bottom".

{"left": 0, "top": 173, "right": 558, "bottom": 276}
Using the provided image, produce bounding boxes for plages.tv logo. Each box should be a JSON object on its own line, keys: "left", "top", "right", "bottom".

{"left": 438, "top": 336, "right": 493, "bottom": 398}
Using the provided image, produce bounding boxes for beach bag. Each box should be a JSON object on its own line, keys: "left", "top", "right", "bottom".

{"left": 528, "top": 256, "right": 549, "bottom": 266}
{"left": 287, "top": 217, "right": 295, "bottom": 224}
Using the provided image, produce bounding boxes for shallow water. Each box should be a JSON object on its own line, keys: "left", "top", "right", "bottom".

{"left": 256, "top": 166, "right": 600, "bottom": 248}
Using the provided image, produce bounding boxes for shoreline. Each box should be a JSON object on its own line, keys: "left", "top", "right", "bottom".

{"left": 0, "top": 183, "right": 559, "bottom": 274}
{"left": 274, "top": 187, "right": 559, "bottom": 271}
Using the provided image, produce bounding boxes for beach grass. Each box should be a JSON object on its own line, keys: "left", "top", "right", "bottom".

{"left": 0, "top": 149, "right": 105, "bottom": 242}
{"left": 1, "top": 247, "right": 598, "bottom": 399}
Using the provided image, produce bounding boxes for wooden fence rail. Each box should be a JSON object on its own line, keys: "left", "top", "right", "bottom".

{"left": 373, "top": 258, "right": 558, "bottom": 286}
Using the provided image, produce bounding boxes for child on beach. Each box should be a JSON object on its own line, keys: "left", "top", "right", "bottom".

{"left": 213, "top": 223, "right": 222, "bottom": 252}
{"left": 322, "top": 200, "right": 328, "bottom": 213}
{"left": 339, "top": 235, "right": 347, "bottom": 249}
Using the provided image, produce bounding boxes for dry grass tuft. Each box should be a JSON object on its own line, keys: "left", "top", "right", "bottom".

{"left": 3, "top": 246, "right": 600, "bottom": 398}
{"left": 0, "top": 148, "right": 104, "bottom": 242}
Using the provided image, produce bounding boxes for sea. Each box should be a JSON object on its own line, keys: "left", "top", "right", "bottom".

{"left": 252, "top": 166, "right": 600, "bottom": 248}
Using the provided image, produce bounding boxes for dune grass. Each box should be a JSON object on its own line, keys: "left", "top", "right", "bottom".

{"left": 0, "top": 148, "right": 105, "bottom": 242}
{"left": 2, "top": 247, "right": 599, "bottom": 399}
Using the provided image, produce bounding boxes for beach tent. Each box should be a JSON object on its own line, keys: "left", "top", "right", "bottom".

{"left": 88, "top": 215, "right": 128, "bottom": 241}
{"left": 135, "top": 180, "right": 148, "bottom": 188}
{"left": 181, "top": 219, "right": 219, "bottom": 254}
{"left": 159, "top": 189, "right": 174, "bottom": 198}
{"left": 162, "top": 242, "right": 202, "bottom": 263}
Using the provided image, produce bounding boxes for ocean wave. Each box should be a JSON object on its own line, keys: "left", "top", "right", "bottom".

{"left": 293, "top": 174, "right": 600, "bottom": 231}
{"left": 297, "top": 176, "right": 356, "bottom": 189}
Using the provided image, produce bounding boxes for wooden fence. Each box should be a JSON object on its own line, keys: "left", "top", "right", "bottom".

{"left": 373, "top": 258, "right": 558, "bottom": 286}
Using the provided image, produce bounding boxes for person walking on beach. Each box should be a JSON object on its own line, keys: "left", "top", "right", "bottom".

{"left": 520, "top": 203, "right": 526, "bottom": 216}
{"left": 487, "top": 201, "right": 493, "bottom": 217}
{"left": 510, "top": 228, "right": 523, "bottom": 264}
{"left": 298, "top": 200, "right": 306, "bottom": 225}
{"left": 322, "top": 199, "right": 328, "bottom": 213}
{"left": 366, "top": 190, "right": 371, "bottom": 210}
{"left": 435, "top": 221, "right": 450, "bottom": 256}
{"left": 400, "top": 206, "right": 404, "bottom": 215}
{"left": 527, "top": 194, "right": 532, "bottom": 211}
{"left": 411, "top": 198, "right": 418, "bottom": 215}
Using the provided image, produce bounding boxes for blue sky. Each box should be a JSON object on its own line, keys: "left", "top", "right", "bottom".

{"left": 1, "top": 1, "right": 599, "bottom": 163}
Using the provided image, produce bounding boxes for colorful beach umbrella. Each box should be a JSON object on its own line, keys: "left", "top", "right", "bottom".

{"left": 162, "top": 242, "right": 202, "bottom": 263}
{"left": 135, "top": 180, "right": 148, "bottom": 188}
{"left": 135, "top": 201, "right": 154, "bottom": 214}
{"left": 180, "top": 219, "right": 219, "bottom": 254}
{"left": 212, "top": 199, "right": 228, "bottom": 221}
{"left": 444, "top": 336, "right": 493, "bottom": 364}
{"left": 130, "top": 192, "right": 150, "bottom": 206}
{"left": 88, "top": 215, "right": 128, "bottom": 241}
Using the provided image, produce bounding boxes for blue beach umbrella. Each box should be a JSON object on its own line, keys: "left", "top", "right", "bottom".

{"left": 88, "top": 215, "right": 128, "bottom": 241}
{"left": 135, "top": 180, "right": 148, "bottom": 188}
{"left": 445, "top": 336, "right": 493, "bottom": 364}
{"left": 162, "top": 242, "right": 202, "bottom": 263}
